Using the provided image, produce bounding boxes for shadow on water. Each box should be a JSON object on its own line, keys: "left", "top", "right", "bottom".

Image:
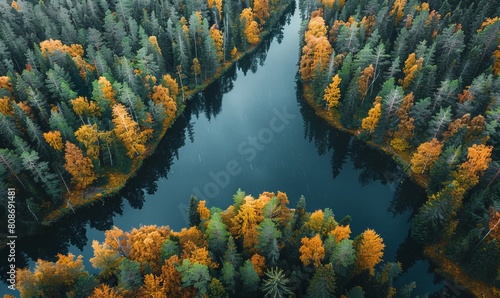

{"left": 295, "top": 79, "right": 452, "bottom": 295}
{"left": 0, "top": 2, "right": 296, "bottom": 285}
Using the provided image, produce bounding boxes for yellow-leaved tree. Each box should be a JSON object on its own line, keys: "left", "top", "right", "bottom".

{"left": 454, "top": 144, "right": 493, "bottom": 189}
{"left": 329, "top": 225, "right": 351, "bottom": 242}
{"left": 361, "top": 96, "right": 382, "bottom": 133}
{"left": 323, "top": 74, "right": 342, "bottom": 109}
{"left": 299, "top": 234, "right": 325, "bottom": 267}
{"left": 240, "top": 8, "right": 260, "bottom": 45}
{"left": 64, "top": 141, "right": 96, "bottom": 189}
{"left": 111, "top": 104, "right": 149, "bottom": 158}
{"left": 43, "top": 131, "right": 64, "bottom": 151}
{"left": 400, "top": 53, "right": 423, "bottom": 90}
{"left": 75, "top": 124, "right": 100, "bottom": 160}
{"left": 410, "top": 138, "right": 443, "bottom": 174}
{"left": 355, "top": 229, "right": 384, "bottom": 274}
{"left": 299, "top": 14, "right": 333, "bottom": 81}
{"left": 358, "top": 64, "right": 374, "bottom": 102}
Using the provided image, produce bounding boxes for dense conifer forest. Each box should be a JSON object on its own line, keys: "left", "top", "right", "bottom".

{"left": 297, "top": 0, "right": 499, "bottom": 294}
{"left": 0, "top": 0, "right": 291, "bottom": 230}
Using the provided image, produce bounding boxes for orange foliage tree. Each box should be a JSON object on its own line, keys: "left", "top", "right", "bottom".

{"left": 230, "top": 197, "right": 262, "bottom": 252}
{"left": 454, "top": 144, "right": 493, "bottom": 189}
{"left": 361, "top": 96, "right": 382, "bottom": 133}
{"left": 323, "top": 74, "right": 342, "bottom": 110}
{"left": 128, "top": 225, "right": 171, "bottom": 274}
{"left": 198, "top": 200, "right": 211, "bottom": 221}
{"left": 111, "top": 104, "right": 149, "bottom": 158}
{"left": 329, "top": 225, "right": 351, "bottom": 243}
{"left": 299, "top": 234, "right": 325, "bottom": 267}
{"left": 250, "top": 253, "right": 267, "bottom": 276}
{"left": 410, "top": 138, "right": 443, "bottom": 174}
{"left": 253, "top": 0, "right": 270, "bottom": 25}
{"left": 210, "top": 26, "right": 224, "bottom": 61}
{"left": 389, "top": 0, "right": 407, "bottom": 25}
{"left": 306, "top": 210, "right": 324, "bottom": 234}
{"left": 358, "top": 64, "right": 374, "bottom": 101}
{"left": 64, "top": 141, "right": 96, "bottom": 188}
{"left": 240, "top": 8, "right": 260, "bottom": 45}
{"left": 400, "top": 53, "right": 423, "bottom": 90}
{"left": 391, "top": 92, "right": 415, "bottom": 150}
{"left": 299, "top": 14, "right": 333, "bottom": 81}
{"left": 71, "top": 96, "right": 100, "bottom": 120}
{"left": 43, "top": 131, "right": 64, "bottom": 151}
{"left": 75, "top": 124, "right": 100, "bottom": 160}
{"left": 355, "top": 229, "right": 385, "bottom": 274}
{"left": 492, "top": 45, "right": 500, "bottom": 77}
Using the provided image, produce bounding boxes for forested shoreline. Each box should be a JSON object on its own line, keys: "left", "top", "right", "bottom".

{"left": 14, "top": 190, "right": 418, "bottom": 297}
{"left": 297, "top": 0, "right": 499, "bottom": 295}
{"left": 0, "top": 0, "right": 292, "bottom": 237}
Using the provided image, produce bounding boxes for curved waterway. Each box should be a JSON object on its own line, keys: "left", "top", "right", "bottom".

{"left": 2, "top": 2, "right": 448, "bottom": 295}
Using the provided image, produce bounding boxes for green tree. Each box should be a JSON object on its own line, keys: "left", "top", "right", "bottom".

{"left": 207, "top": 212, "right": 229, "bottom": 259}
{"left": 261, "top": 267, "right": 292, "bottom": 298}
{"left": 239, "top": 260, "right": 260, "bottom": 293}
{"left": 306, "top": 264, "right": 336, "bottom": 297}
{"left": 178, "top": 259, "right": 211, "bottom": 296}
{"left": 189, "top": 195, "right": 201, "bottom": 227}
{"left": 118, "top": 259, "right": 142, "bottom": 290}
{"left": 257, "top": 218, "right": 281, "bottom": 266}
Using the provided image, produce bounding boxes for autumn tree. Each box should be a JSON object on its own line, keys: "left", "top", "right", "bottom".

{"left": 75, "top": 124, "right": 100, "bottom": 160}
{"left": 330, "top": 225, "right": 351, "bottom": 243}
{"left": 299, "top": 15, "right": 333, "bottom": 81}
{"left": 253, "top": 0, "right": 270, "bottom": 25}
{"left": 71, "top": 96, "right": 100, "bottom": 122}
{"left": 43, "top": 131, "right": 64, "bottom": 151}
{"left": 399, "top": 53, "right": 423, "bottom": 90}
{"left": 64, "top": 141, "right": 96, "bottom": 188}
{"left": 355, "top": 229, "right": 384, "bottom": 274}
{"left": 128, "top": 225, "right": 170, "bottom": 274}
{"left": 361, "top": 96, "right": 382, "bottom": 133}
{"left": 493, "top": 45, "right": 500, "bottom": 77}
{"left": 454, "top": 144, "right": 493, "bottom": 189}
{"left": 230, "top": 197, "right": 261, "bottom": 252}
{"left": 112, "top": 104, "right": 149, "bottom": 158}
{"left": 391, "top": 92, "right": 415, "bottom": 151}
{"left": 410, "top": 138, "right": 443, "bottom": 174}
{"left": 240, "top": 8, "right": 260, "bottom": 45}
{"left": 389, "top": 0, "right": 407, "bottom": 25}
{"left": 358, "top": 64, "right": 374, "bottom": 102}
{"left": 323, "top": 74, "right": 341, "bottom": 109}
{"left": 299, "top": 234, "right": 325, "bottom": 267}
{"left": 210, "top": 26, "right": 224, "bottom": 62}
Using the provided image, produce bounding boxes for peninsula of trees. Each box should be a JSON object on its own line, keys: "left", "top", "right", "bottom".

{"left": 0, "top": 0, "right": 292, "bottom": 229}
{"left": 297, "top": 0, "right": 499, "bottom": 294}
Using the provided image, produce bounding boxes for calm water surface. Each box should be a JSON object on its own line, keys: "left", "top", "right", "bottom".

{"left": 1, "top": 2, "right": 448, "bottom": 296}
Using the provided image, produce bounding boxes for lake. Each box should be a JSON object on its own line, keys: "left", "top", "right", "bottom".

{"left": 1, "top": 2, "right": 447, "bottom": 296}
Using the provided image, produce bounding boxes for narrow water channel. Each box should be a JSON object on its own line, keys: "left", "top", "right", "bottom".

{"left": 1, "top": 2, "right": 446, "bottom": 295}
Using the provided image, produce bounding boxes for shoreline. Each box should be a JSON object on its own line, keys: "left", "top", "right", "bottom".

{"left": 0, "top": 2, "right": 293, "bottom": 249}
{"left": 300, "top": 83, "right": 499, "bottom": 297}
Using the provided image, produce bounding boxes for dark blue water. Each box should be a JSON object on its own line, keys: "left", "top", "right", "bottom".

{"left": 1, "top": 3, "right": 448, "bottom": 296}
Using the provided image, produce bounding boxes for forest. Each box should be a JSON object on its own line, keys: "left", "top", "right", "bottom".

{"left": 0, "top": 0, "right": 292, "bottom": 233}
{"left": 13, "top": 190, "right": 419, "bottom": 298}
{"left": 297, "top": 0, "right": 499, "bottom": 294}
{"left": 1, "top": 0, "right": 500, "bottom": 296}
